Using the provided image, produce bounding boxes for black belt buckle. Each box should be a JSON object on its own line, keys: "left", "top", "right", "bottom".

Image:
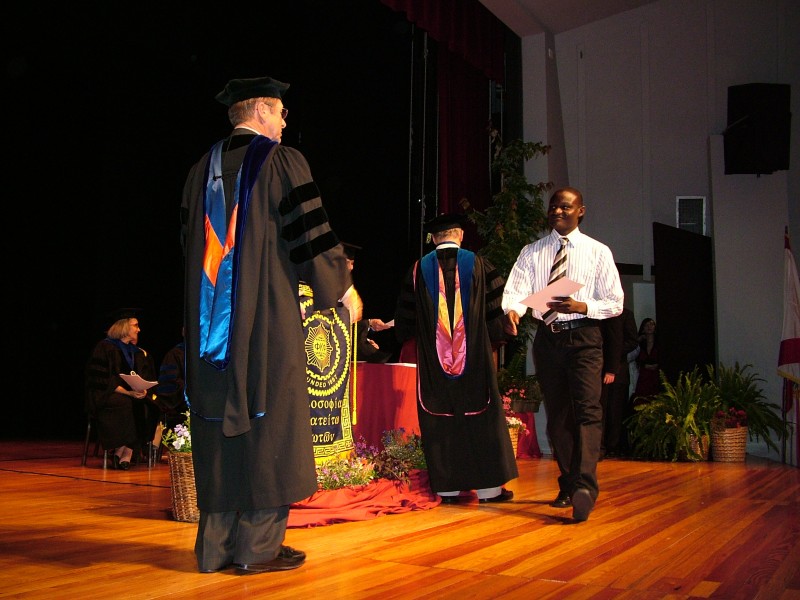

{"left": 549, "top": 321, "right": 564, "bottom": 333}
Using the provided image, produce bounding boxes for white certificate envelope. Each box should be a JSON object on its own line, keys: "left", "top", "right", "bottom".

{"left": 521, "top": 278, "right": 585, "bottom": 313}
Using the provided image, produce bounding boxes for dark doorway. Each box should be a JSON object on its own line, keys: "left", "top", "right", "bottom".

{"left": 652, "top": 222, "right": 716, "bottom": 383}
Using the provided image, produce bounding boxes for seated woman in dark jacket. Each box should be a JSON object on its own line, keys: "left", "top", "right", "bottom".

{"left": 84, "top": 309, "right": 159, "bottom": 469}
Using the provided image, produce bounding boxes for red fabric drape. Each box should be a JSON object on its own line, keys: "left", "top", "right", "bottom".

{"left": 350, "top": 363, "right": 420, "bottom": 447}
{"left": 438, "top": 49, "right": 490, "bottom": 244}
{"left": 381, "top": 0, "right": 508, "bottom": 231}
{"left": 510, "top": 411, "right": 542, "bottom": 458}
{"left": 289, "top": 469, "right": 439, "bottom": 527}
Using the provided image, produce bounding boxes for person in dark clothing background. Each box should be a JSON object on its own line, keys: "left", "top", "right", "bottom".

{"left": 155, "top": 332, "right": 187, "bottom": 432}
{"left": 181, "top": 75, "right": 362, "bottom": 575}
{"left": 394, "top": 213, "right": 518, "bottom": 504}
{"left": 632, "top": 317, "right": 659, "bottom": 405}
{"left": 342, "top": 242, "right": 394, "bottom": 363}
{"left": 84, "top": 309, "right": 159, "bottom": 470}
{"left": 600, "top": 307, "right": 639, "bottom": 457}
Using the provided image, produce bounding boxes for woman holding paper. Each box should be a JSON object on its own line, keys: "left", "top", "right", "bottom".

{"left": 84, "top": 309, "right": 159, "bottom": 469}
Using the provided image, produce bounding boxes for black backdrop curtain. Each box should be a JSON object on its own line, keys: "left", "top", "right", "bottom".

{"left": 381, "top": 0, "right": 506, "bottom": 82}
{"left": 381, "top": 0, "right": 510, "bottom": 242}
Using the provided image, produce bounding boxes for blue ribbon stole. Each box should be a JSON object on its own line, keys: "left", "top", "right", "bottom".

{"left": 199, "top": 136, "right": 277, "bottom": 369}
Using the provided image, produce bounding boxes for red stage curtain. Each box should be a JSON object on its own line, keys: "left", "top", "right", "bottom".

{"left": 381, "top": 0, "right": 509, "bottom": 221}
{"left": 437, "top": 49, "right": 491, "bottom": 244}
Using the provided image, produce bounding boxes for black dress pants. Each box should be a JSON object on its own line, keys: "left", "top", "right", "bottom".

{"left": 533, "top": 322, "right": 603, "bottom": 501}
{"left": 195, "top": 506, "right": 289, "bottom": 572}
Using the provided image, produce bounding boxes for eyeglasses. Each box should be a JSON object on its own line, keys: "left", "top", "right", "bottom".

{"left": 263, "top": 102, "right": 288, "bottom": 120}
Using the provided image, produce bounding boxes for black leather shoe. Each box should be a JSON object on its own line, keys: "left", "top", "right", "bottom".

{"left": 550, "top": 491, "right": 571, "bottom": 508}
{"left": 479, "top": 488, "right": 513, "bottom": 503}
{"left": 200, "top": 563, "right": 233, "bottom": 573}
{"left": 118, "top": 461, "right": 131, "bottom": 471}
{"left": 438, "top": 495, "right": 462, "bottom": 504}
{"left": 572, "top": 488, "right": 595, "bottom": 522}
{"left": 235, "top": 546, "right": 306, "bottom": 574}
{"left": 111, "top": 455, "right": 120, "bottom": 470}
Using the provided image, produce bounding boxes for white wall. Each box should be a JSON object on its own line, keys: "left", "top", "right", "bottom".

{"left": 709, "top": 135, "right": 789, "bottom": 460}
{"left": 519, "top": 0, "right": 799, "bottom": 464}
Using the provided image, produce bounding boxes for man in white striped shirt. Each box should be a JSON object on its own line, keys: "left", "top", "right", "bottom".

{"left": 502, "top": 187, "right": 623, "bottom": 522}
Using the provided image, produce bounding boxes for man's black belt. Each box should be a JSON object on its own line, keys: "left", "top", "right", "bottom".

{"left": 543, "top": 318, "right": 600, "bottom": 333}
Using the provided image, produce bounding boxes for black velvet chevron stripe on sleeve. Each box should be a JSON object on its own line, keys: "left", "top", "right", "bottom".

{"left": 279, "top": 181, "right": 320, "bottom": 216}
{"left": 484, "top": 261, "right": 506, "bottom": 321}
{"left": 486, "top": 304, "right": 505, "bottom": 322}
{"left": 289, "top": 230, "right": 339, "bottom": 264}
{"left": 280, "top": 206, "right": 330, "bottom": 242}
{"left": 278, "top": 178, "right": 340, "bottom": 263}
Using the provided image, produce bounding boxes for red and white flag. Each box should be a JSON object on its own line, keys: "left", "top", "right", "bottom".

{"left": 778, "top": 226, "right": 800, "bottom": 414}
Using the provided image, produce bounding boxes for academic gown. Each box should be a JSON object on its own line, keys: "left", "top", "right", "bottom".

{"left": 394, "top": 246, "right": 518, "bottom": 493}
{"left": 155, "top": 341, "right": 187, "bottom": 426}
{"left": 84, "top": 339, "right": 159, "bottom": 450}
{"left": 181, "top": 131, "right": 352, "bottom": 512}
{"left": 354, "top": 320, "right": 392, "bottom": 364}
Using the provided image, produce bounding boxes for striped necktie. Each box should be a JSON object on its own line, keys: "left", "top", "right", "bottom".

{"left": 542, "top": 237, "right": 568, "bottom": 325}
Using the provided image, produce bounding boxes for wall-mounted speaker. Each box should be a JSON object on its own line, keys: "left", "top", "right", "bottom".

{"left": 724, "top": 83, "right": 791, "bottom": 175}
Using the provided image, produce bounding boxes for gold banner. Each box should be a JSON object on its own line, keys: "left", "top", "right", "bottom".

{"left": 302, "top": 288, "right": 354, "bottom": 463}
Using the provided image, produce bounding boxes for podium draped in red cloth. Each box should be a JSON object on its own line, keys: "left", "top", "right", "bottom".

{"left": 351, "top": 362, "right": 420, "bottom": 448}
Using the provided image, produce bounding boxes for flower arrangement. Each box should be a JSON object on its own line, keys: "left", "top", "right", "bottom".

{"left": 161, "top": 411, "right": 192, "bottom": 453}
{"left": 501, "top": 391, "right": 530, "bottom": 435}
{"left": 498, "top": 369, "right": 543, "bottom": 414}
{"left": 315, "top": 428, "right": 426, "bottom": 491}
{"left": 505, "top": 414, "right": 527, "bottom": 433}
{"left": 713, "top": 407, "right": 748, "bottom": 430}
{"left": 316, "top": 455, "right": 375, "bottom": 490}
{"left": 363, "top": 428, "right": 427, "bottom": 482}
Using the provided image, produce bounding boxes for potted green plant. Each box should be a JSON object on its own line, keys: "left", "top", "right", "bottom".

{"left": 705, "top": 362, "right": 787, "bottom": 454}
{"left": 627, "top": 367, "right": 721, "bottom": 461}
{"left": 160, "top": 411, "right": 198, "bottom": 522}
{"left": 460, "top": 129, "right": 552, "bottom": 392}
{"left": 497, "top": 351, "right": 544, "bottom": 414}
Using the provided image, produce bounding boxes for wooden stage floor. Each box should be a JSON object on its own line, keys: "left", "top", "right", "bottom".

{"left": 0, "top": 440, "right": 798, "bottom": 599}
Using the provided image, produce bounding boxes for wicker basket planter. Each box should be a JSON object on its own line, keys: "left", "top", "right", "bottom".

{"left": 508, "top": 427, "right": 521, "bottom": 457}
{"left": 711, "top": 426, "right": 748, "bottom": 462}
{"left": 167, "top": 452, "right": 199, "bottom": 522}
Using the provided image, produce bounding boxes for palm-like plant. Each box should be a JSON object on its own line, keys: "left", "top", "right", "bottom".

{"left": 628, "top": 367, "right": 721, "bottom": 461}
{"left": 459, "top": 129, "right": 551, "bottom": 384}
{"left": 706, "top": 362, "right": 787, "bottom": 453}
{"left": 465, "top": 136, "right": 552, "bottom": 284}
